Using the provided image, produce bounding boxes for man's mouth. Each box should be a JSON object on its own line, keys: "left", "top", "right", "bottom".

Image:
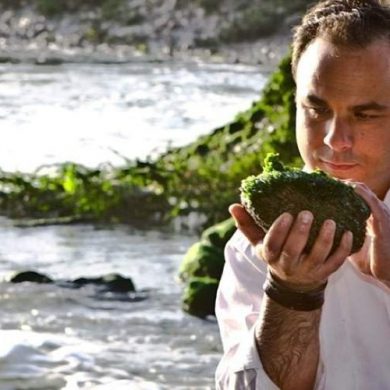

{"left": 320, "top": 160, "right": 358, "bottom": 172}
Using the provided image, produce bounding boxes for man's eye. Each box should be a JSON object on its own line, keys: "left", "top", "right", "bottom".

{"left": 355, "top": 112, "right": 379, "bottom": 120}
{"left": 304, "top": 105, "right": 330, "bottom": 118}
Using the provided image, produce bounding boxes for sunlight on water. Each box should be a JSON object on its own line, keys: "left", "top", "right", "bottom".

{"left": 0, "top": 218, "right": 220, "bottom": 388}
{"left": 0, "top": 62, "right": 265, "bottom": 173}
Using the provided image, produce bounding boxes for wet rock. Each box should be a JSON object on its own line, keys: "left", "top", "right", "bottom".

{"left": 182, "top": 276, "right": 219, "bottom": 318}
{"left": 179, "top": 217, "right": 235, "bottom": 282}
{"left": 179, "top": 241, "right": 224, "bottom": 282}
{"left": 8, "top": 270, "right": 140, "bottom": 299}
{"left": 72, "top": 273, "right": 136, "bottom": 293}
{"left": 10, "top": 270, "right": 54, "bottom": 284}
{"left": 179, "top": 218, "right": 236, "bottom": 318}
{"left": 201, "top": 217, "right": 235, "bottom": 249}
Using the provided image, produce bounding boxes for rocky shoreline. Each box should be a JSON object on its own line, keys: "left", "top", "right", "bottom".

{"left": 0, "top": 1, "right": 297, "bottom": 68}
{"left": 0, "top": 34, "right": 291, "bottom": 69}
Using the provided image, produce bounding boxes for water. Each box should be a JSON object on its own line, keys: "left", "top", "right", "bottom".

{"left": 0, "top": 61, "right": 266, "bottom": 389}
{"left": 0, "top": 219, "right": 221, "bottom": 389}
{"left": 0, "top": 61, "right": 265, "bottom": 173}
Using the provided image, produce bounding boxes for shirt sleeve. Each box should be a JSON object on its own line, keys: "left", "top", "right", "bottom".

{"left": 215, "top": 230, "right": 279, "bottom": 390}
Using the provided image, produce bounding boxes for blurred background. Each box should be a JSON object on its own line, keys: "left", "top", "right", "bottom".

{"left": 0, "top": 1, "right": 310, "bottom": 389}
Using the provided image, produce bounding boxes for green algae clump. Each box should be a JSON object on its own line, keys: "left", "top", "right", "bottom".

{"left": 240, "top": 153, "right": 371, "bottom": 255}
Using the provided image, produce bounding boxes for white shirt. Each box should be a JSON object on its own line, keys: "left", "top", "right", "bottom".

{"left": 215, "top": 191, "right": 390, "bottom": 390}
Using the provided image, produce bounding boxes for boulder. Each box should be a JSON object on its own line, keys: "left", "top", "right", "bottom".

{"left": 179, "top": 241, "right": 224, "bottom": 283}
{"left": 201, "top": 217, "right": 236, "bottom": 248}
{"left": 182, "top": 277, "right": 219, "bottom": 318}
{"left": 179, "top": 218, "right": 236, "bottom": 318}
{"left": 10, "top": 270, "right": 53, "bottom": 284}
{"left": 72, "top": 273, "right": 136, "bottom": 293}
{"left": 8, "top": 270, "right": 138, "bottom": 297}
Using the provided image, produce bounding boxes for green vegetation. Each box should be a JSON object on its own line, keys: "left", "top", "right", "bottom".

{"left": 36, "top": 0, "right": 64, "bottom": 16}
{"left": 176, "top": 55, "right": 301, "bottom": 318}
{"left": 220, "top": 3, "right": 282, "bottom": 42}
{"left": 0, "top": 54, "right": 299, "bottom": 229}
{"left": 0, "top": 0, "right": 313, "bottom": 49}
{"left": 220, "top": 0, "right": 313, "bottom": 42}
{"left": 241, "top": 153, "right": 371, "bottom": 254}
{"left": 0, "top": 54, "right": 301, "bottom": 318}
{"left": 155, "top": 54, "right": 300, "bottom": 227}
{"left": 0, "top": 162, "right": 170, "bottom": 227}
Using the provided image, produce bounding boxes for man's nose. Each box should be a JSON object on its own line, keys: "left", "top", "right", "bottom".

{"left": 323, "top": 116, "right": 353, "bottom": 151}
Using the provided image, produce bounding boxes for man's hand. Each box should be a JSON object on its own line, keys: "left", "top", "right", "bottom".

{"left": 228, "top": 203, "right": 265, "bottom": 245}
{"left": 229, "top": 203, "right": 353, "bottom": 290}
{"left": 351, "top": 184, "right": 390, "bottom": 287}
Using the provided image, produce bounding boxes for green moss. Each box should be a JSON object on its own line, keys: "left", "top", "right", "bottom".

{"left": 241, "top": 154, "right": 371, "bottom": 254}
{"left": 182, "top": 276, "right": 219, "bottom": 318}
{"left": 200, "top": 217, "right": 236, "bottom": 248}
{"left": 154, "top": 53, "right": 300, "bottom": 227}
{"left": 0, "top": 162, "right": 170, "bottom": 226}
{"left": 178, "top": 241, "right": 225, "bottom": 282}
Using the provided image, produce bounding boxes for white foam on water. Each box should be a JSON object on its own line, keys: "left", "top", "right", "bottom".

{"left": 0, "top": 330, "right": 101, "bottom": 385}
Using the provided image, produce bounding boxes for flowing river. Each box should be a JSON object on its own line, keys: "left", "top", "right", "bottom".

{"left": 0, "top": 61, "right": 266, "bottom": 389}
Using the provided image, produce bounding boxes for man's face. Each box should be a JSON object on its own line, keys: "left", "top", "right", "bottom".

{"left": 295, "top": 37, "right": 390, "bottom": 199}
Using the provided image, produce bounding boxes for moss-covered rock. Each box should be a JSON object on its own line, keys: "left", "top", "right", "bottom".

{"left": 178, "top": 218, "right": 237, "bottom": 317}
{"left": 179, "top": 217, "right": 235, "bottom": 281}
{"left": 179, "top": 241, "right": 224, "bottom": 282}
{"left": 182, "top": 277, "right": 219, "bottom": 318}
{"left": 178, "top": 54, "right": 302, "bottom": 318}
{"left": 179, "top": 218, "right": 237, "bottom": 317}
{"left": 200, "top": 217, "right": 236, "bottom": 249}
{"left": 241, "top": 153, "right": 371, "bottom": 255}
{"left": 156, "top": 54, "right": 300, "bottom": 227}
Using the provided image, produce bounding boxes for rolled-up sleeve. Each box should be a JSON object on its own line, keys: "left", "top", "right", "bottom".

{"left": 215, "top": 230, "right": 279, "bottom": 390}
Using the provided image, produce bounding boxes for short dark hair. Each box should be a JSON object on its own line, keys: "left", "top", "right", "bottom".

{"left": 292, "top": 0, "right": 390, "bottom": 77}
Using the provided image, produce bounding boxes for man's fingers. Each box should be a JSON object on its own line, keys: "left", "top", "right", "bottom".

{"left": 322, "top": 231, "right": 353, "bottom": 276}
{"left": 353, "top": 183, "right": 379, "bottom": 214}
{"left": 262, "top": 212, "right": 294, "bottom": 263}
{"left": 279, "top": 211, "right": 313, "bottom": 265}
{"left": 229, "top": 203, "right": 265, "bottom": 246}
{"left": 308, "top": 219, "right": 337, "bottom": 264}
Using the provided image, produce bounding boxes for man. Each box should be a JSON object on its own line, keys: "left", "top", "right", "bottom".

{"left": 215, "top": 0, "right": 390, "bottom": 389}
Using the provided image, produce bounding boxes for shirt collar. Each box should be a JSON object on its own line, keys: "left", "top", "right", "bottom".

{"left": 383, "top": 188, "right": 390, "bottom": 208}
